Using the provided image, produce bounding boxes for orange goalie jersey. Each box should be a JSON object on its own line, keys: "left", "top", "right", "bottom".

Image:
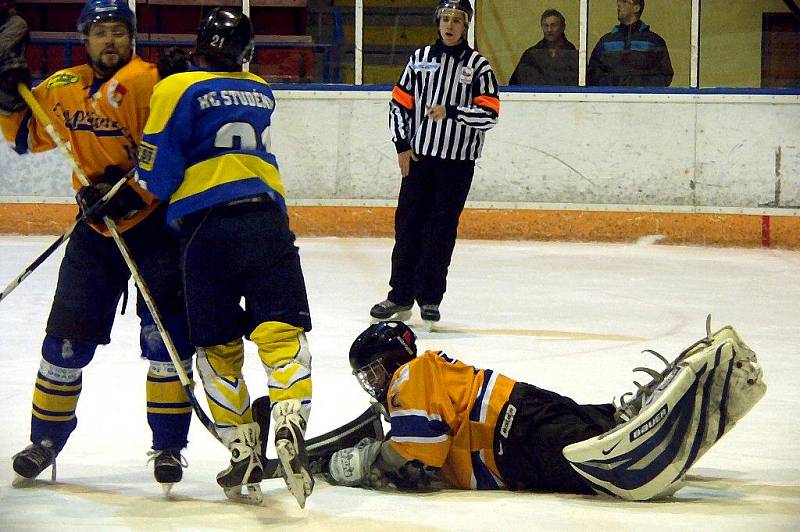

{"left": 0, "top": 56, "right": 159, "bottom": 233}
{"left": 385, "top": 350, "right": 516, "bottom": 489}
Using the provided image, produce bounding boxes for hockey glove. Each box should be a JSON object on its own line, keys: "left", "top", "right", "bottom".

{"left": 0, "top": 60, "right": 31, "bottom": 114}
{"left": 158, "top": 47, "right": 191, "bottom": 79}
{"left": 76, "top": 166, "right": 146, "bottom": 224}
{"left": 327, "top": 437, "right": 387, "bottom": 488}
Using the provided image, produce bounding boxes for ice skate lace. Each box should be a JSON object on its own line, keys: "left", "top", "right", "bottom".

{"left": 146, "top": 450, "right": 188, "bottom": 469}
{"left": 615, "top": 316, "right": 718, "bottom": 424}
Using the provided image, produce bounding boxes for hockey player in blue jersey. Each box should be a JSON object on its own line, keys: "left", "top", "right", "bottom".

{"left": 135, "top": 8, "right": 314, "bottom": 507}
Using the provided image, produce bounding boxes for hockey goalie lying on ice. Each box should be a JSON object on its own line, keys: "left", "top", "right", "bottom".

{"left": 326, "top": 317, "right": 765, "bottom": 500}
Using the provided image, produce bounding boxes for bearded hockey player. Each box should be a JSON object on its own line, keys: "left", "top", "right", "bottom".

{"left": 327, "top": 319, "right": 765, "bottom": 500}
{"left": 1, "top": 0, "right": 194, "bottom": 493}
{"left": 135, "top": 8, "right": 314, "bottom": 508}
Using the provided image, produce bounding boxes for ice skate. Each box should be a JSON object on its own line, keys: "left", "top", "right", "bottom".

{"left": 419, "top": 304, "right": 440, "bottom": 331}
{"left": 11, "top": 441, "right": 57, "bottom": 487}
{"left": 370, "top": 299, "right": 412, "bottom": 323}
{"left": 563, "top": 317, "right": 766, "bottom": 501}
{"left": 146, "top": 449, "right": 187, "bottom": 496}
{"left": 273, "top": 399, "right": 314, "bottom": 509}
{"left": 217, "top": 422, "right": 264, "bottom": 505}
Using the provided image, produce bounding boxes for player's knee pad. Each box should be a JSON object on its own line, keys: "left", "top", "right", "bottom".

{"left": 140, "top": 321, "right": 194, "bottom": 363}
{"left": 41, "top": 334, "right": 97, "bottom": 369}
{"left": 563, "top": 325, "right": 766, "bottom": 501}
{"left": 250, "top": 322, "right": 312, "bottom": 405}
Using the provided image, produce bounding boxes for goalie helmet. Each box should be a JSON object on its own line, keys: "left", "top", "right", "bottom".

{"left": 195, "top": 7, "right": 255, "bottom": 68}
{"left": 77, "top": 0, "right": 136, "bottom": 35}
{"left": 349, "top": 321, "right": 417, "bottom": 402}
{"left": 435, "top": 0, "right": 473, "bottom": 26}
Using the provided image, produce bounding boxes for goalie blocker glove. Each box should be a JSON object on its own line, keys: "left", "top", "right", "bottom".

{"left": 327, "top": 437, "right": 386, "bottom": 488}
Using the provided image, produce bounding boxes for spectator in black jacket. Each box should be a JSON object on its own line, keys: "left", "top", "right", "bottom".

{"left": 509, "top": 9, "right": 577, "bottom": 86}
{"left": 587, "top": 0, "right": 673, "bottom": 87}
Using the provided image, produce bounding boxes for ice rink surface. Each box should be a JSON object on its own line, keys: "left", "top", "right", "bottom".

{"left": 0, "top": 235, "right": 798, "bottom": 531}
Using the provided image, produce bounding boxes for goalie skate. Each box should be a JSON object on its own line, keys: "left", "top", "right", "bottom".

{"left": 273, "top": 400, "right": 314, "bottom": 509}
{"left": 217, "top": 422, "right": 264, "bottom": 505}
{"left": 563, "top": 318, "right": 766, "bottom": 501}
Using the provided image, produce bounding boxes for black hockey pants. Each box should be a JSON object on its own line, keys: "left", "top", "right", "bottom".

{"left": 494, "top": 382, "right": 617, "bottom": 494}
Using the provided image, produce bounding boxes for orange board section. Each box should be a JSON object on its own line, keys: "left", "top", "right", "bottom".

{"left": 1, "top": 204, "right": 799, "bottom": 249}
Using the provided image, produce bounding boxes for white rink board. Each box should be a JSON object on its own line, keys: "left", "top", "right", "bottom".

{"left": 1, "top": 91, "right": 799, "bottom": 209}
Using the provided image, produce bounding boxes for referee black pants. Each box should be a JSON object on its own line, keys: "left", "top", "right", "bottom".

{"left": 388, "top": 155, "right": 474, "bottom": 307}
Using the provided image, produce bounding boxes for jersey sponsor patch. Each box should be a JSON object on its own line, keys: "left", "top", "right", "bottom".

{"left": 138, "top": 141, "right": 157, "bottom": 171}
{"left": 46, "top": 71, "right": 80, "bottom": 90}
{"left": 413, "top": 61, "right": 440, "bottom": 74}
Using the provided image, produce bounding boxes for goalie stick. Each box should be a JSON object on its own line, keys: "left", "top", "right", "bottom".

{"left": 17, "top": 84, "right": 224, "bottom": 445}
{"left": 262, "top": 403, "right": 387, "bottom": 479}
{"left": 0, "top": 176, "right": 129, "bottom": 305}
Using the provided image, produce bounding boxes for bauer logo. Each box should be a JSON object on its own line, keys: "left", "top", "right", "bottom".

{"left": 630, "top": 405, "right": 668, "bottom": 442}
{"left": 500, "top": 404, "right": 516, "bottom": 438}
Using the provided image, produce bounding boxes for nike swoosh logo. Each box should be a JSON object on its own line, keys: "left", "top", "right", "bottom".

{"left": 602, "top": 440, "right": 621, "bottom": 455}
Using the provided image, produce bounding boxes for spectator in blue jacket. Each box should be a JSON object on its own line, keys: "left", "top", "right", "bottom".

{"left": 587, "top": 0, "right": 673, "bottom": 87}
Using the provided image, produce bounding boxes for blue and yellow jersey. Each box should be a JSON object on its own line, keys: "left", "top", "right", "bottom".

{"left": 0, "top": 56, "right": 160, "bottom": 233}
{"left": 136, "top": 69, "right": 286, "bottom": 224}
{"left": 385, "top": 351, "right": 516, "bottom": 490}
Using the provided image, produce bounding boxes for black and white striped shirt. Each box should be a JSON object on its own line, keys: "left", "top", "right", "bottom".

{"left": 389, "top": 40, "right": 500, "bottom": 162}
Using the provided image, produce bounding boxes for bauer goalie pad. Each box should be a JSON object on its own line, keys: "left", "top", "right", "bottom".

{"left": 263, "top": 402, "right": 386, "bottom": 479}
{"left": 562, "top": 323, "right": 766, "bottom": 501}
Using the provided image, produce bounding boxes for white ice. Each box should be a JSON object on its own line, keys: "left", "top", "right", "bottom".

{"left": 0, "top": 235, "right": 798, "bottom": 531}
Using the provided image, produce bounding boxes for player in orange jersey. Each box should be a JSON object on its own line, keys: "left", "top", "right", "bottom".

{"left": 0, "top": 0, "right": 194, "bottom": 493}
{"left": 327, "top": 320, "right": 765, "bottom": 500}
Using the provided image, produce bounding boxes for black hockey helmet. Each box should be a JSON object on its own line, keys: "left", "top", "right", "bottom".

{"left": 194, "top": 7, "right": 255, "bottom": 68}
{"left": 349, "top": 321, "right": 417, "bottom": 402}
{"left": 435, "top": 0, "right": 473, "bottom": 26}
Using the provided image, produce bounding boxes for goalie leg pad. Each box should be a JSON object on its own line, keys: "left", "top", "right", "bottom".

{"left": 563, "top": 330, "right": 766, "bottom": 501}
{"left": 197, "top": 341, "right": 254, "bottom": 427}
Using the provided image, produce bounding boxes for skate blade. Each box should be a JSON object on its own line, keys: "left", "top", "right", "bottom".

{"left": 422, "top": 320, "right": 438, "bottom": 332}
{"left": 11, "top": 474, "right": 36, "bottom": 488}
{"left": 160, "top": 482, "right": 175, "bottom": 496}
{"left": 223, "top": 483, "right": 264, "bottom": 505}
{"left": 370, "top": 310, "right": 412, "bottom": 324}
{"left": 276, "top": 440, "right": 313, "bottom": 509}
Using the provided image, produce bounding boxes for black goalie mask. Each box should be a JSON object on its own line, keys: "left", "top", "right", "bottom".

{"left": 349, "top": 321, "right": 417, "bottom": 402}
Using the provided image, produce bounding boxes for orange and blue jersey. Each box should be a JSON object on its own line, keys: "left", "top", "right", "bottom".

{"left": 385, "top": 350, "right": 516, "bottom": 489}
{"left": 0, "top": 56, "right": 160, "bottom": 233}
{"left": 136, "top": 69, "right": 286, "bottom": 224}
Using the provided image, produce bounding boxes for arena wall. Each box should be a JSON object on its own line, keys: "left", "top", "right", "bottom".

{"left": 1, "top": 90, "right": 798, "bottom": 248}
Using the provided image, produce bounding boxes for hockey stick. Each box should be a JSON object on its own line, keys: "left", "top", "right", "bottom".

{"left": 262, "top": 403, "right": 386, "bottom": 479}
{"left": 17, "top": 84, "right": 224, "bottom": 444}
{"left": 0, "top": 176, "right": 128, "bottom": 305}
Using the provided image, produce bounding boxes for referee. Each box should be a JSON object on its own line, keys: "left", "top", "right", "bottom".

{"left": 370, "top": 0, "right": 500, "bottom": 328}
